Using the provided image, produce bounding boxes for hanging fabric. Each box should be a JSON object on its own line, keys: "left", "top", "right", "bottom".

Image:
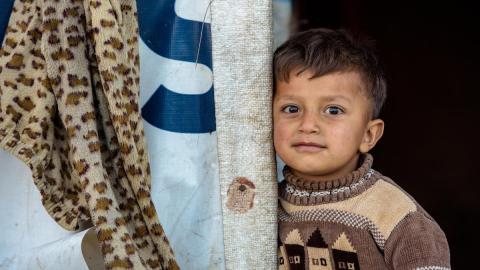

{"left": 0, "top": 0, "right": 177, "bottom": 269}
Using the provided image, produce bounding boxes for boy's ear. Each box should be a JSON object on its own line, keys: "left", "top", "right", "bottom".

{"left": 359, "top": 119, "right": 384, "bottom": 153}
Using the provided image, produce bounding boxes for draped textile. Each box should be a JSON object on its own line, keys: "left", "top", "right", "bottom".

{"left": 0, "top": 0, "right": 177, "bottom": 269}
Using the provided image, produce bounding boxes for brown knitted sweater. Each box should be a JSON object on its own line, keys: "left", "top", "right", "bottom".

{"left": 278, "top": 154, "right": 450, "bottom": 270}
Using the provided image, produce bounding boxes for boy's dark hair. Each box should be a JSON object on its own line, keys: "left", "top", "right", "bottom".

{"left": 273, "top": 28, "right": 387, "bottom": 119}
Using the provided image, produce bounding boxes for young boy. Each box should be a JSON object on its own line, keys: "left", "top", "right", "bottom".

{"left": 274, "top": 28, "right": 450, "bottom": 270}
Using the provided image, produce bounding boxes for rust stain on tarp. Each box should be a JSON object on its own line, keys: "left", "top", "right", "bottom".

{"left": 226, "top": 177, "right": 256, "bottom": 213}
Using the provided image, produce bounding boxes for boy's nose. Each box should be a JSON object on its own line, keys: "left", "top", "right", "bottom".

{"left": 298, "top": 111, "right": 320, "bottom": 134}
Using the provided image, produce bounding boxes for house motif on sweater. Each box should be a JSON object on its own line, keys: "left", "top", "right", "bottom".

{"left": 306, "top": 228, "right": 332, "bottom": 270}
{"left": 331, "top": 232, "right": 359, "bottom": 270}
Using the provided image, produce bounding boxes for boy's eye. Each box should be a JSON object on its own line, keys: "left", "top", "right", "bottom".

{"left": 324, "top": 106, "right": 344, "bottom": 115}
{"left": 281, "top": 105, "right": 300, "bottom": 113}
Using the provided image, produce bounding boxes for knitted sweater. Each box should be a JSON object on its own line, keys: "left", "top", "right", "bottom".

{"left": 278, "top": 154, "right": 450, "bottom": 270}
{"left": 0, "top": 0, "right": 177, "bottom": 268}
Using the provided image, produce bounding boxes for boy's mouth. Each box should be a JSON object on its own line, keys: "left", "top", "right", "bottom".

{"left": 292, "top": 142, "right": 326, "bottom": 152}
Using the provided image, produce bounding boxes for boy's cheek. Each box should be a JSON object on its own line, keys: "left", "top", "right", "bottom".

{"left": 273, "top": 126, "right": 290, "bottom": 155}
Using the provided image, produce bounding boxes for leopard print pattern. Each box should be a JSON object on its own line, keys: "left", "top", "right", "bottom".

{"left": 0, "top": 0, "right": 178, "bottom": 269}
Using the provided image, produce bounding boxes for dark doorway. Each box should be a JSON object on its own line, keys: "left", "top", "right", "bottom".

{"left": 293, "top": 1, "right": 479, "bottom": 268}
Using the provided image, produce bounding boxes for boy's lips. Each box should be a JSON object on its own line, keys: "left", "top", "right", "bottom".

{"left": 292, "top": 142, "right": 326, "bottom": 152}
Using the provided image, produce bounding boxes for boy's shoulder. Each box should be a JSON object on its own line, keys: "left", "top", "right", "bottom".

{"left": 371, "top": 172, "right": 450, "bottom": 268}
{"left": 353, "top": 170, "right": 439, "bottom": 239}
{"left": 367, "top": 171, "right": 435, "bottom": 220}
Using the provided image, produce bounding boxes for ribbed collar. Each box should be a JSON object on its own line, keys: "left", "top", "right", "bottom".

{"left": 279, "top": 154, "right": 380, "bottom": 205}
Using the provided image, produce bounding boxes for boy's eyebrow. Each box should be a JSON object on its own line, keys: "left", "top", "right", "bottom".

{"left": 322, "top": 95, "right": 352, "bottom": 104}
{"left": 276, "top": 94, "right": 352, "bottom": 104}
{"left": 276, "top": 95, "right": 299, "bottom": 101}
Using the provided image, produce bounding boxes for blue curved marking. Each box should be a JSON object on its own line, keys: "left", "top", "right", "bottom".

{"left": 0, "top": 0, "right": 15, "bottom": 43}
{"left": 138, "top": 0, "right": 215, "bottom": 133}
{"left": 142, "top": 85, "right": 215, "bottom": 133}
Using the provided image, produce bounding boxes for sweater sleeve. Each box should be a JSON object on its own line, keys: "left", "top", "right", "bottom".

{"left": 384, "top": 211, "right": 450, "bottom": 270}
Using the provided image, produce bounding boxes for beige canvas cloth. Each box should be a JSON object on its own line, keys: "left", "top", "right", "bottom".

{"left": 210, "top": 1, "right": 278, "bottom": 269}
{"left": 0, "top": 0, "right": 177, "bottom": 269}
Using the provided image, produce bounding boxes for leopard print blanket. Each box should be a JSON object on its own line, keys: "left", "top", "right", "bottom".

{"left": 0, "top": 0, "right": 178, "bottom": 269}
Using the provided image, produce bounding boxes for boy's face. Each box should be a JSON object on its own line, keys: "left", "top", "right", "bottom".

{"left": 273, "top": 70, "right": 384, "bottom": 181}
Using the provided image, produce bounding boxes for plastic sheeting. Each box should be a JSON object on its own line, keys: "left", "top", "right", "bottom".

{"left": 137, "top": 0, "right": 225, "bottom": 268}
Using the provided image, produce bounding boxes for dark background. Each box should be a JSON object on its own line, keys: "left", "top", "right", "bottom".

{"left": 293, "top": 1, "right": 478, "bottom": 268}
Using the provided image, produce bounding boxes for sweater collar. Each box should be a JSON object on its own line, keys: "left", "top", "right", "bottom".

{"left": 279, "top": 154, "right": 379, "bottom": 205}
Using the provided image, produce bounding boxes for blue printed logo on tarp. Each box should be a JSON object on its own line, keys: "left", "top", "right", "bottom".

{"left": 137, "top": 0, "right": 216, "bottom": 134}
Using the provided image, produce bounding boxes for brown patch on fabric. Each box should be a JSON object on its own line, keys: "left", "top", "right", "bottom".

{"left": 67, "top": 35, "right": 83, "bottom": 47}
{"left": 105, "top": 37, "right": 124, "bottom": 50}
{"left": 143, "top": 203, "right": 156, "bottom": 218}
{"left": 106, "top": 256, "right": 133, "bottom": 269}
{"left": 22, "top": 127, "right": 41, "bottom": 139}
{"left": 167, "top": 259, "right": 180, "bottom": 270}
{"left": 94, "top": 182, "right": 108, "bottom": 194}
{"left": 13, "top": 96, "right": 35, "bottom": 111}
{"left": 101, "top": 243, "right": 114, "bottom": 255}
{"left": 83, "top": 130, "right": 98, "bottom": 140}
{"left": 32, "top": 60, "right": 45, "bottom": 70}
{"left": 112, "top": 63, "right": 130, "bottom": 75}
{"left": 63, "top": 7, "right": 79, "bottom": 18}
{"left": 5, "top": 38, "right": 18, "bottom": 48}
{"left": 90, "top": 1, "right": 101, "bottom": 8}
{"left": 88, "top": 141, "right": 101, "bottom": 152}
{"left": 133, "top": 225, "right": 148, "bottom": 238}
{"left": 96, "top": 216, "right": 107, "bottom": 226}
{"left": 27, "top": 28, "right": 42, "bottom": 44}
{"left": 51, "top": 48, "right": 74, "bottom": 61}
{"left": 66, "top": 125, "right": 80, "bottom": 138}
{"left": 97, "top": 228, "right": 114, "bottom": 241}
{"left": 44, "top": 18, "right": 61, "bottom": 32}
{"left": 100, "top": 70, "right": 116, "bottom": 82}
{"left": 125, "top": 244, "right": 135, "bottom": 255}
{"left": 137, "top": 188, "right": 150, "bottom": 200}
{"left": 73, "top": 159, "right": 89, "bottom": 175}
{"left": 16, "top": 74, "right": 34, "bottom": 86}
{"left": 65, "top": 25, "right": 79, "bottom": 33}
{"left": 81, "top": 111, "right": 96, "bottom": 122}
{"left": 95, "top": 197, "right": 113, "bottom": 211}
{"left": 65, "top": 91, "right": 88, "bottom": 106}
{"left": 103, "top": 50, "right": 117, "bottom": 60}
{"left": 6, "top": 105, "right": 23, "bottom": 123}
{"left": 151, "top": 223, "right": 164, "bottom": 236}
{"left": 48, "top": 34, "right": 60, "bottom": 44}
{"left": 226, "top": 177, "right": 256, "bottom": 213}
{"left": 68, "top": 74, "right": 89, "bottom": 87}
{"left": 119, "top": 142, "right": 132, "bottom": 154}
{"left": 6, "top": 53, "right": 24, "bottom": 70}
{"left": 100, "top": 19, "right": 116, "bottom": 28}
{"left": 115, "top": 217, "right": 127, "bottom": 226}
{"left": 4, "top": 80, "right": 18, "bottom": 90}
